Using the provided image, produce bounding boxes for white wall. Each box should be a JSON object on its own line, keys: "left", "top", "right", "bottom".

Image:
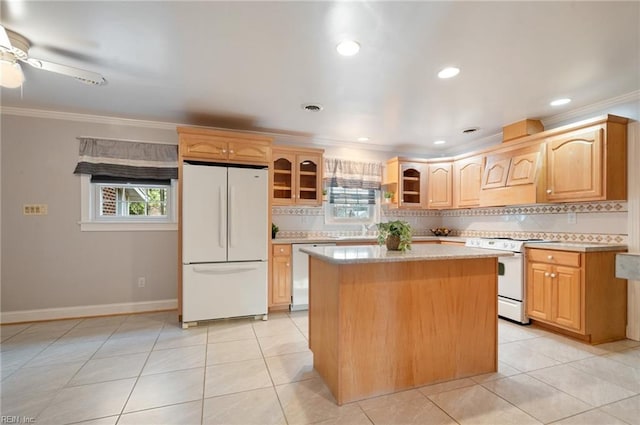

{"left": 1, "top": 113, "right": 179, "bottom": 320}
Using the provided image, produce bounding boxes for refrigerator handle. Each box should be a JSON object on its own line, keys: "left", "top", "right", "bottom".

{"left": 218, "top": 186, "right": 225, "bottom": 249}
{"left": 229, "top": 185, "right": 235, "bottom": 248}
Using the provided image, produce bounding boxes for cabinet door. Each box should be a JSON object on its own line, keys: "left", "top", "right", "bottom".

{"left": 399, "top": 163, "right": 427, "bottom": 208}
{"left": 272, "top": 152, "right": 296, "bottom": 205}
{"left": 228, "top": 141, "right": 270, "bottom": 164}
{"left": 271, "top": 255, "right": 292, "bottom": 306}
{"left": 506, "top": 151, "right": 540, "bottom": 186}
{"left": 427, "top": 163, "right": 452, "bottom": 209}
{"left": 482, "top": 156, "right": 511, "bottom": 189}
{"left": 296, "top": 154, "right": 322, "bottom": 206}
{"left": 454, "top": 156, "right": 483, "bottom": 207}
{"left": 527, "top": 262, "right": 552, "bottom": 321}
{"left": 546, "top": 127, "right": 604, "bottom": 201}
{"left": 181, "top": 136, "right": 228, "bottom": 161}
{"left": 551, "top": 265, "right": 582, "bottom": 331}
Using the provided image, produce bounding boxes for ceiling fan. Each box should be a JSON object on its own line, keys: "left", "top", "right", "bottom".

{"left": 0, "top": 25, "right": 106, "bottom": 88}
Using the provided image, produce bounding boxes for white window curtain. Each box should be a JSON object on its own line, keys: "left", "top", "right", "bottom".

{"left": 323, "top": 158, "right": 382, "bottom": 190}
{"left": 73, "top": 137, "right": 178, "bottom": 180}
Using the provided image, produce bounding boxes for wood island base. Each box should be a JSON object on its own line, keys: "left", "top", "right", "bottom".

{"left": 308, "top": 256, "right": 498, "bottom": 405}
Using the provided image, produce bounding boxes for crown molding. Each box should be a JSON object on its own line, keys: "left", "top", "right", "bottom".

{"left": 2, "top": 89, "right": 638, "bottom": 154}
{"left": 543, "top": 90, "right": 640, "bottom": 127}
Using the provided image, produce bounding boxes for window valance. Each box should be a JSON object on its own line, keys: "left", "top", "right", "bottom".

{"left": 73, "top": 138, "right": 178, "bottom": 180}
{"left": 323, "top": 158, "right": 382, "bottom": 190}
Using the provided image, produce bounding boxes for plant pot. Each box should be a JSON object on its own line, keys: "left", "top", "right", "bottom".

{"left": 272, "top": 231, "right": 277, "bottom": 239}
{"left": 386, "top": 235, "right": 401, "bottom": 250}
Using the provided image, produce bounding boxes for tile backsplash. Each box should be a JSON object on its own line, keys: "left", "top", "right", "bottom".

{"left": 272, "top": 201, "right": 628, "bottom": 244}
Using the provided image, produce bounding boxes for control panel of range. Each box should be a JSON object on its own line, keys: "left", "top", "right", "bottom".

{"left": 465, "top": 238, "right": 526, "bottom": 252}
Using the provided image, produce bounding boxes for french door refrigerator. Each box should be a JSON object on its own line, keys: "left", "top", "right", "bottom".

{"left": 182, "top": 162, "right": 268, "bottom": 323}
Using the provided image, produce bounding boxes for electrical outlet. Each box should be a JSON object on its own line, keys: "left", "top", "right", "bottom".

{"left": 568, "top": 212, "right": 577, "bottom": 224}
{"left": 137, "top": 277, "right": 146, "bottom": 288}
{"left": 23, "top": 204, "right": 48, "bottom": 215}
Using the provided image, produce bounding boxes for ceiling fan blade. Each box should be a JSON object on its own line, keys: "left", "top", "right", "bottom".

{"left": 0, "top": 25, "right": 13, "bottom": 50}
{"left": 24, "top": 57, "right": 107, "bottom": 86}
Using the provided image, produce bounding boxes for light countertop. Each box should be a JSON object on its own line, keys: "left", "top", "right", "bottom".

{"left": 526, "top": 242, "right": 627, "bottom": 252}
{"left": 616, "top": 253, "right": 640, "bottom": 280}
{"left": 272, "top": 236, "right": 466, "bottom": 244}
{"left": 300, "top": 244, "right": 513, "bottom": 265}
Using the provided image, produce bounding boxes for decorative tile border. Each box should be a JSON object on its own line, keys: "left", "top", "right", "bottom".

{"left": 441, "top": 201, "right": 627, "bottom": 216}
{"left": 456, "top": 230, "right": 627, "bottom": 244}
{"left": 274, "top": 201, "right": 627, "bottom": 217}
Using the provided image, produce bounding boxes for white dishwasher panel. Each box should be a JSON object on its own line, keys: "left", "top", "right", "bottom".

{"left": 291, "top": 243, "right": 336, "bottom": 311}
{"left": 182, "top": 262, "right": 267, "bottom": 322}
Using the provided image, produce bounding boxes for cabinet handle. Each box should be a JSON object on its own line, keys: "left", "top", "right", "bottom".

{"left": 222, "top": 149, "right": 227, "bottom": 153}
{"left": 545, "top": 272, "right": 550, "bottom": 277}
{"left": 286, "top": 263, "right": 290, "bottom": 267}
{"left": 550, "top": 273, "right": 556, "bottom": 278}
{"left": 546, "top": 189, "right": 552, "bottom": 194}
{"left": 229, "top": 149, "right": 234, "bottom": 154}
{"left": 279, "top": 248, "right": 284, "bottom": 253}
{"left": 547, "top": 255, "right": 553, "bottom": 260}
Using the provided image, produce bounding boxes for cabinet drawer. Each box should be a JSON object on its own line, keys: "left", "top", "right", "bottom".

{"left": 272, "top": 244, "right": 292, "bottom": 257}
{"left": 528, "top": 249, "right": 580, "bottom": 267}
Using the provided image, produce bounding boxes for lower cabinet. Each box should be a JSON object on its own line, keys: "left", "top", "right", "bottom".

{"left": 270, "top": 244, "right": 292, "bottom": 309}
{"left": 526, "top": 248, "right": 627, "bottom": 343}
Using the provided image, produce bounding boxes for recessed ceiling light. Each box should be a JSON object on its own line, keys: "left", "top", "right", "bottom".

{"left": 357, "top": 137, "right": 369, "bottom": 142}
{"left": 336, "top": 40, "right": 360, "bottom": 56}
{"left": 438, "top": 67, "right": 460, "bottom": 79}
{"left": 550, "top": 98, "right": 571, "bottom": 106}
{"left": 301, "top": 103, "right": 323, "bottom": 112}
{"left": 433, "top": 140, "right": 446, "bottom": 145}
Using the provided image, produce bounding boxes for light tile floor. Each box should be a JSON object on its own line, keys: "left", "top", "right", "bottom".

{"left": 1, "top": 310, "right": 639, "bottom": 425}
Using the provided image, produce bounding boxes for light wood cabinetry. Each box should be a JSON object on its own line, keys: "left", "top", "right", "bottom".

{"left": 427, "top": 162, "right": 453, "bottom": 209}
{"left": 270, "top": 244, "right": 292, "bottom": 308}
{"left": 479, "top": 145, "right": 543, "bottom": 207}
{"left": 272, "top": 147, "right": 323, "bottom": 206}
{"left": 526, "top": 247, "right": 627, "bottom": 343}
{"left": 384, "top": 158, "right": 428, "bottom": 209}
{"left": 178, "top": 127, "right": 271, "bottom": 165}
{"left": 544, "top": 117, "right": 627, "bottom": 202}
{"left": 453, "top": 155, "right": 483, "bottom": 208}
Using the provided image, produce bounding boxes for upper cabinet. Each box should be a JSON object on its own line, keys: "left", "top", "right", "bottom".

{"left": 479, "top": 146, "right": 543, "bottom": 207}
{"left": 453, "top": 155, "right": 483, "bottom": 208}
{"left": 384, "top": 158, "right": 428, "bottom": 209}
{"left": 272, "top": 147, "right": 324, "bottom": 206}
{"left": 177, "top": 127, "right": 271, "bottom": 165}
{"left": 427, "top": 162, "right": 453, "bottom": 209}
{"left": 544, "top": 117, "right": 627, "bottom": 202}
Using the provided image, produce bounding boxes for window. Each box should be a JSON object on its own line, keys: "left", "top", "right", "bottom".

{"left": 80, "top": 175, "right": 177, "bottom": 231}
{"left": 324, "top": 187, "right": 379, "bottom": 224}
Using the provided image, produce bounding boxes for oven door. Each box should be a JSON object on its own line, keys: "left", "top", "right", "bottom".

{"left": 498, "top": 253, "right": 524, "bottom": 301}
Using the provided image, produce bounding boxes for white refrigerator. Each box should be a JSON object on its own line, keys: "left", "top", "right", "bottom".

{"left": 182, "top": 162, "right": 268, "bottom": 323}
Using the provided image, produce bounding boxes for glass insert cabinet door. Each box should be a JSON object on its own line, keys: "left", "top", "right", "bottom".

{"left": 400, "top": 165, "right": 423, "bottom": 207}
{"left": 297, "top": 156, "right": 319, "bottom": 205}
{"left": 273, "top": 154, "right": 295, "bottom": 204}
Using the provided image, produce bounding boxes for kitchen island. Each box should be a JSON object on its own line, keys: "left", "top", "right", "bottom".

{"left": 301, "top": 244, "right": 512, "bottom": 405}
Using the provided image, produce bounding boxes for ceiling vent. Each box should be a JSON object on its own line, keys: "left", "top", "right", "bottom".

{"left": 462, "top": 127, "right": 479, "bottom": 134}
{"left": 301, "top": 103, "right": 323, "bottom": 112}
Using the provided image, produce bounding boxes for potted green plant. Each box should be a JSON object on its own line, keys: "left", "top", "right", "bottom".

{"left": 272, "top": 223, "right": 279, "bottom": 239}
{"left": 383, "top": 191, "right": 394, "bottom": 203}
{"left": 322, "top": 188, "right": 328, "bottom": 201}
{"left": 376, "top": 220, "right": 412, "bottom": 251}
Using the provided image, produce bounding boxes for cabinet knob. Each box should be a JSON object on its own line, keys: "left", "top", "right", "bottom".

{"left": 286, "top": 263, "right": 290, "bottom": 267}
{"left": 546, "top": 189, "right": 552, "bottom": 194}
{"left": 222, "top": 149, "right": 227, "bottom": 153}
{"left": 545, "top": 272, "right": 550, "bottom": 277}
{"left": 229, "top": 150, "right": 234, "bottom": 154}
{"left": 547, "top": 255, "right": 553, "bottom": 260}
{"left": 550, "top": 273, "right": 556, "bottom": 278}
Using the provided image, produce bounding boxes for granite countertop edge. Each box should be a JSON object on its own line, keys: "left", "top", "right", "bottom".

{"left": 525, "top": 242, "right": 628, "bottom": 252}
{"left": 301, "top": 245, "right": 513, "bottom": 265}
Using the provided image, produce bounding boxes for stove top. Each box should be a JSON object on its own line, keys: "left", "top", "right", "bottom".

{"left": 465, "top": 237, "right": 553, "bottom": 252}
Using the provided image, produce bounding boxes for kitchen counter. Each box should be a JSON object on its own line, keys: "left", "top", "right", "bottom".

{"left": 526, "top": 242, "right": 627, "bottom": 252}
{"left": 616, "top": 252, "right": 640, "bottom": 280}
{"left": 301, "top": 243, "right": 512, "bottom": 264}
{"left": 307, "top": 243, "right": 499, "bottom": 404}
{"left": 272, "top": 235, "right": 466, "bottom": 244}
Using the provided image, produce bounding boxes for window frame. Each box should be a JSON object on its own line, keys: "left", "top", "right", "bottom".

{"left": 79, "top": 175, "right": 177, "bottom": 231}
{"left": 324, "top": 187, "right": 380, "bottom": 225}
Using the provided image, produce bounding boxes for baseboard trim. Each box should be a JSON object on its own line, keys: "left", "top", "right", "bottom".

{"left": 0, "top": 299, "right": 178, "bottom": 324}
